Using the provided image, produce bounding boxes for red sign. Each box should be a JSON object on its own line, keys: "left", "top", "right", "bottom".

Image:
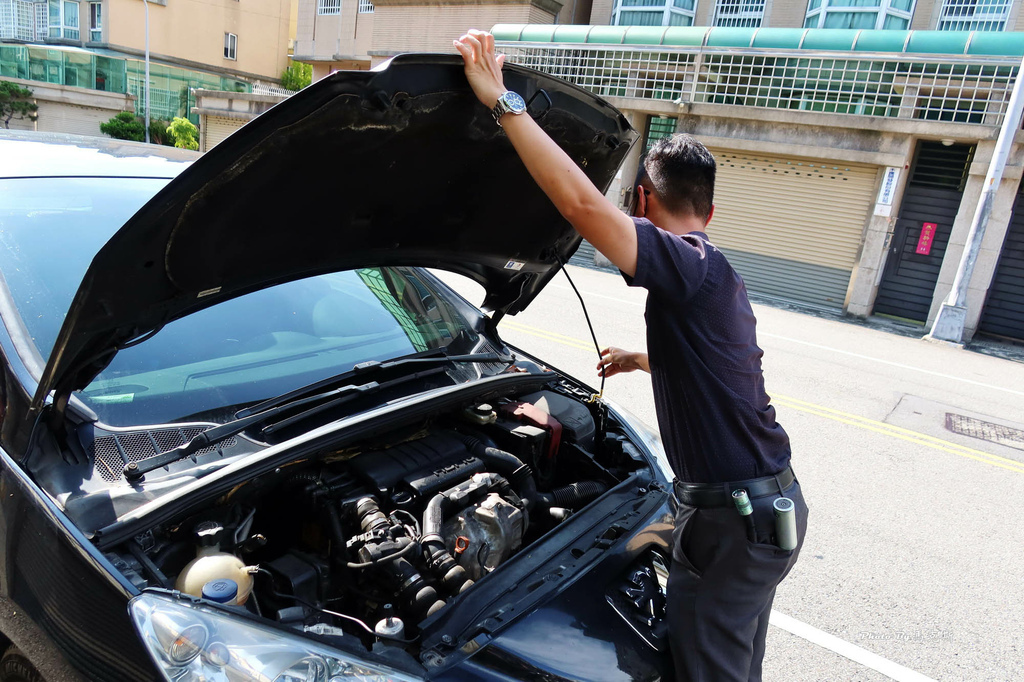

{"left": 916, "top": 223, "right": 937, "bottom": 255}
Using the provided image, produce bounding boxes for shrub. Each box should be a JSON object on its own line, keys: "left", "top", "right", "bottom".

{"left": 100, "top": 111, "right": 145, "bottom": 141}
{"left": 166, "top": 116, "right": 199, "bottom": 150}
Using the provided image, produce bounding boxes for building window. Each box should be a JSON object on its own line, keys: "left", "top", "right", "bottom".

{"left": 88, "top": 1, "right": 100, "bottom": 41}
{"left": 937, "top": 0, "right": 1010, "bottom": 30}
{"left": 804, "top": 0, "right": 914, "bottom": 30}
{"left": 0, "top": 0, "right": 40, "bottom": 40}
{"left": 713, "top": 0, "right": 765, "bottom": 26}
{"left": 46, "top": 0, "right": 79, "bottom": 39}
{"left": 357, "top": 0, "right": 373, "bottom": 12}
{"left": 62, "top": 0, "right": 78, "bottom": 38}
{"left": 317, "top": 0, "right": 340, "bottom": 14}
{"left": 613, "top": 0, "right": 695, "bottom": 27}
{"left": 644, "top": 115, "right": 677, "bottom": 152}
{"left": 224, "top": 32, "right": 237, "bottom": 60}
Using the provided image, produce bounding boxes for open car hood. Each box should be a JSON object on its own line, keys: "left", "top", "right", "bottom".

{"left": 31, "top": 54, "right": 635, "bottom": 413}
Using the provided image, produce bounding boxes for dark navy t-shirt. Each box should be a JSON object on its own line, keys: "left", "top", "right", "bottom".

{"left": 622, "top": 217, "right": 790, "bottom": 483}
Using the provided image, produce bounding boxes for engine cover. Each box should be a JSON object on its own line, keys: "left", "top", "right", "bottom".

{"left": 442, "top": 493, "right": 525, "bottom": 581}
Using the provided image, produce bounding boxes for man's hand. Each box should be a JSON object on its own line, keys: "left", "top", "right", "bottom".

{"left": 451, "top": 28, "right": 639, "bottom": 277}
{"left": 453, "top": 30, "right": 507, "bottom": 109}
{"left": 597, "top": 347, "right": 650, "bottom": 378}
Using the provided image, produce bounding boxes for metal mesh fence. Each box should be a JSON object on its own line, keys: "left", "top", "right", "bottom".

{"left": 500, "top": 43, "right": 1019, "bottom": 126}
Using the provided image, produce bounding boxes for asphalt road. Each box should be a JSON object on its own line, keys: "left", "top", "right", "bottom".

{"left": 436, "top": 265, "right": 1024, "bottom": 682}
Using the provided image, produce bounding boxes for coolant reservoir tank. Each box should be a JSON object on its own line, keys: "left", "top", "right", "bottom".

{"left": 175, "top": 521, "right": 256, "bottom": 604}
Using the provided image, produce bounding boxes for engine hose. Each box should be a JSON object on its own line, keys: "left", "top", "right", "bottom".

{"left": 548, "top": 480, "right": 608, "bottom": 509}
{"left": 449, "top": 433, "right": 541, "bottom": 511}
{"left": 282, "top": 471, "right": 323, "bottom": 499}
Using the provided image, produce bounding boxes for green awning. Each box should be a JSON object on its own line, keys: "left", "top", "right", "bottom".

{"left": 490, "top": 24, "right": 1024, "bottom": 56}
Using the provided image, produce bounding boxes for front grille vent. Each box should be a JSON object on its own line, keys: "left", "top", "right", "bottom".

{"left": 90, "top": 426, "right": 236, "bottom": 482}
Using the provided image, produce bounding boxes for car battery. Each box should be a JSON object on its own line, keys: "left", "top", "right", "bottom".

{"left": 489, "top": 420, "right": 549, "bottom": 473}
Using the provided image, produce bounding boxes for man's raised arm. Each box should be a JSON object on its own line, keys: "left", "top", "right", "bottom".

{"left": 453, "top": 29, "right": 638, "bottom": 277}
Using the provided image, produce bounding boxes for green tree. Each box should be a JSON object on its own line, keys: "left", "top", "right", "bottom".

{"left": 166, "top": 116, "right": 199, "bottom": 150}
{"left": 149, "top": 119, "right": 173, "bottom": 146}
{"left": 281, "top": 61, "right": 312, "bottom": 91}
{"left": 0, "top": 81, "right": 39, "bottom": 129}
{"left": 100, "top": 111, "right": 145, "bottom": 141}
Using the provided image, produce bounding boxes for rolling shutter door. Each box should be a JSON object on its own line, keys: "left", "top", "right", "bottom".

{"left": 203, "top": 116, "right": 243, "bottom": 151}
{"left": 706, "top": 148, "right": 879, "bottom": 309}
{"left": 35, "top": 103, "right": 112, "bottom": 137}
{"left": 978, "top": 186, "right": 1024, "bottom": 340}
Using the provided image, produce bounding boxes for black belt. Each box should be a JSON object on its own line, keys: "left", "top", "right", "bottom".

{"left": 672, "top": 466, "right": 795, "bottom": 508}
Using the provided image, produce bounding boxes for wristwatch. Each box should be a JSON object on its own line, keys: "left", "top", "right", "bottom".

{"left": 492, "top": 91, "right": 526, "bottom": 126}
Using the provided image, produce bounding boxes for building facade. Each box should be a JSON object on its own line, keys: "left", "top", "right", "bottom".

{"left": 495, "top": 24, "right": 1024, "bottom": 343}
{"left": 591, "top": 0, "right": 1024, "bottom": 32}
{"left": 293, "top": 0, "right": 565, "bottom": 79}
{"left": 1, "top": 0, "right": 292, "bottom": 125}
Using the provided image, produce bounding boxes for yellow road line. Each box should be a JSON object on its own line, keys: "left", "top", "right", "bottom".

{"left": 772, "top": 395, "right": 1024, "bottom": 474}
{"left": 500, "top": 320, "right": 1024, "bottom": 474}
{"left": 502, "top": 320, "right": 596, "bottom": 352}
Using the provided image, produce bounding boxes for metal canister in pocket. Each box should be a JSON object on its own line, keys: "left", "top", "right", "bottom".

{"left": 773, "top": 497, "right": 798, "bottom": 551}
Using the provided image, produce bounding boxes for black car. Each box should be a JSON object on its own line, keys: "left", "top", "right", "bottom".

{"left": 0, "top": 55, "right": 676, "bottom": 682}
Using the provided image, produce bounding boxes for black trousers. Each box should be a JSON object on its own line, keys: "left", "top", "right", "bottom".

{"left": 666, "top": 478, "right": 808, "bottom": 682}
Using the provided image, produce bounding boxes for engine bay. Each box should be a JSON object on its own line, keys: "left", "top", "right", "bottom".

{"left": 106, "top": 385, "right": 652, "bottom": 657}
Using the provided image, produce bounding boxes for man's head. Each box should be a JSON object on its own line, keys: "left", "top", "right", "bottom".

{"left": 634, "top": 134, "right": 716, "bottom": 230}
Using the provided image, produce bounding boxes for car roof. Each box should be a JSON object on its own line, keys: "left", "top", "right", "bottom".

{"left": 0, "top": 130, "right": 198, "bottom": 179}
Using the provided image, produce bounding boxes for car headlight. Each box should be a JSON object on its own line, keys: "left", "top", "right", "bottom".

{"left": 603, "top": 399, "right": 674, "bottom": 482}
{"left": 130, "top": 592, "right": 423, "bottom": 682}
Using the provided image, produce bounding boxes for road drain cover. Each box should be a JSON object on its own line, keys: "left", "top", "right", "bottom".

{"left": 945, "top": 413, "right": 1024, "bottom": 451}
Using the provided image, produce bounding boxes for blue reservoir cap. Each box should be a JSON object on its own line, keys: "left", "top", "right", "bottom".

{"left": 202, "top": 579, "right": 239, "bottom": 604}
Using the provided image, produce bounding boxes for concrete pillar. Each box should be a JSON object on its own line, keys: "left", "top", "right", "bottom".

{"left": 613, "top": 109, "right": 646, "bottom": 210}
{"left": 845, "top": 138, "right": 916, "bottom": 316}
{"left": 926, "top": 140, "right": 1024, "bottom": 341}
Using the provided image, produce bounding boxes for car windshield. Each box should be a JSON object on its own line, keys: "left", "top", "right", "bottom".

{"left": 0, "top": 177, "right": 480, "bottom": 427}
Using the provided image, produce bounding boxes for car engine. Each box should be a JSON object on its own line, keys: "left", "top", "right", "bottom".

{"left": 108, "top": 387, "right": 648, "bottom": 652}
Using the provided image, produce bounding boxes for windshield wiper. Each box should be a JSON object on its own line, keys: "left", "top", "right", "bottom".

{"left": 123, "top": 350, "right": 512, "bottom": 483}
{"left": 234, "top": 349, "right": 514, "bottom": 419}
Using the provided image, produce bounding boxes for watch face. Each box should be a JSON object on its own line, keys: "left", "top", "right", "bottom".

{"left": 503, "top": 91, "right": 526, "bottom": 113}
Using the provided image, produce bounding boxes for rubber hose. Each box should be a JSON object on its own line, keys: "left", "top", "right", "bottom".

{"left": 422, "top": 492, "right": 447, "bottom": 540}
{"left": 450, "top": 432, "right": 540, "bottom": 510}
{"left": 550, "top": 480, "right": 608, "bottom": 509}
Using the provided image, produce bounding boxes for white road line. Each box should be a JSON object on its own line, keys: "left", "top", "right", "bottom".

{"left": 547, "top": 283, "right": 1024, "bottom": 400}
{"left": 757, "top": 333, "right": 1024, "bottom": 399}
{"left": 769, "top": 611, "right": 938, "bottom": 682}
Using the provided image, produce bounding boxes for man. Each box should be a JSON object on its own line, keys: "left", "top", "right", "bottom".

{"left": 454, "top": 30, "right": 808, "bottom": 682}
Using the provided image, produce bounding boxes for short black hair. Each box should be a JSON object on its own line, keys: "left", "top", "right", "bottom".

{"left": 639, "top": 134, "right": 716, "bottom": 222}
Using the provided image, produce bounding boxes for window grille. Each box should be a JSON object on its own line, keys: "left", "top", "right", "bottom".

{"left": 34, "top": 1, "right": 47, "bottom": 39}
{"left": 358, "top": 0, "right": 374, "bottom": 12}
{"left": 713, "top": 0, "right": 765, "bottom": 27}
{"left": 0, "top": 0, "right": 40, "bottom": 40}
{"left": 937, "top": 0, "right": 1010, "bottom": 31}
{"left": 317, "top": 0, "right": 340, "bottom": 15}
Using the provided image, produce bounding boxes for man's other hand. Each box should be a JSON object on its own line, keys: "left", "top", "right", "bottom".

{"left": 453, "top": 30, "right": 506, "bottom": 109}
{"left": 598, "top": 347, "right": 650, "bottom": 377}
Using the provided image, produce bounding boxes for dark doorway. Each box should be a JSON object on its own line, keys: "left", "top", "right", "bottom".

{"left": 978, "top": 183, "right": 1024, "bottom": 341}
{"left": 874, "top": 141, "right": 975, "bottom": 323}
